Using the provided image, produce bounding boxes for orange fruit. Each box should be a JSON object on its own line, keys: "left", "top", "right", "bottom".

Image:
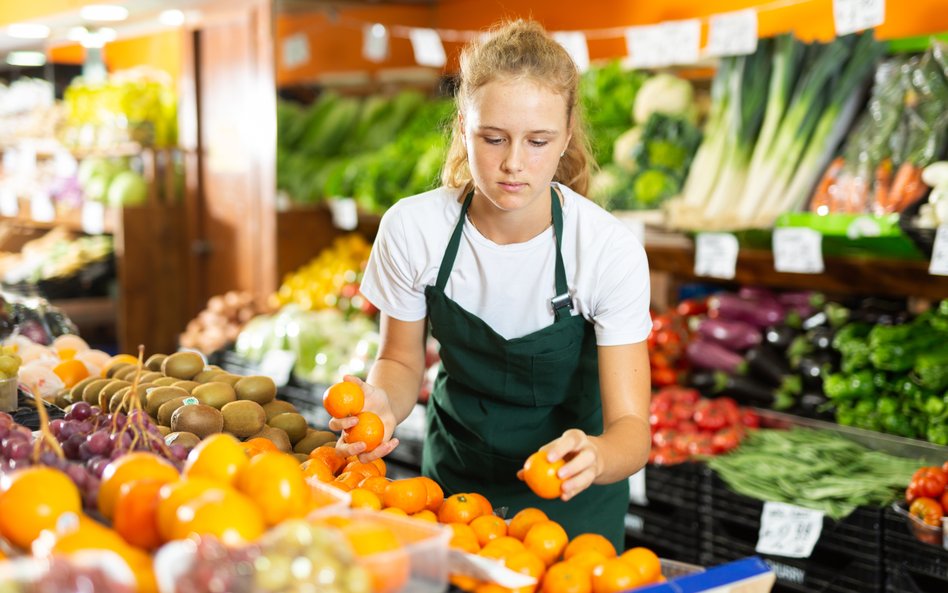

{"left": 619, "top": 546, "right": 662, "bottom": 584}
{"left": 542, "top": 561, "right": 591, "bottom": 593}
{"left": 349, "top": 487, "right": 383, "bottom": 511}
{"left": 412, "top": 509, "right": 438, "bottom": 522}
{"left": 568, "top": 550, "right": 608, "bottom": 577}
{"left": 345, "top": 411, "right": 384, "bottom": 452}
{"left": 169, "top": 487, "right": 265, "bottom": 545}
{"left": 524, "top": 520, "right": 569, "bottom": 566}
{"left": 102, "top": 354, "right": 140, "bottom": 377}
{"left": 481, "top": 535, "right": 526, "bottom": 557}
{"left": 524, "top": 451, "right": 565, "bottom": 500}
{"left": 309, "top": 445, "right": 347, "bottom": 475}
{"left": 382, "top": 477, "right": 428, "bottom": 514}
{"left": 381, "top": 506, "right": 408, "bottom": 516}
{"left": 591, "top": 558, "right": 644, "bottom": 593}
{"left": 343, "top": 460, "right": 382, "bottom": 480}
{"left": 99, "top": 452, "right": 179, "bottom": 519}
{"left": 335, "top": 471, "right": 366, "bottom": 490}
{"left": 451, "top": 574, "right": 482, "bottom": 591}
{"left": 328, "top": 480, "right": 353, "bottom": 492}
{"left": 448, "top": 522, "right": 480, "bottom": 554}
{"left": 323, "top": 381, "right": 365, "bottom": 418}
{"left": 0, "top": 466, "right": 82, "bottom": 549}
{"left": 183, "top": 433, "right": 248, "bottom": 485}
{"left": 563, "top": 534, "right": 617, "bottom": 562}
{"left": 466, "top": 491, "right": 494, "bottom": 516}
{"left": 506, "top": 549, "right": 547, "bottom": 584}
{"left": 417, "top": 476, "right": 444, "bottom": 512}
{"left": 235, "top": 451, "right": 309, "bottom": 526}
{"left": 509, "top": 507, "right": 549, "bottom": 541}
{"left": 52, "top": 359, "right": 90, "bottom": 389}
{"left": 359, "top": 476, "right": 392, "bottom": 497}
{"left": 243, "top": 437, "right": 279, "bottom": 457}
{"left": 371, "top": 457, "right": 387, "bottom": 477}
{"left": 438, "top": 492, "right": 485, "bottom": 524}
{"left": 300, "top": 458, "right": 335, "bottom": 483}
{"left": 113, "top": 478, "right": 164, "bottom": 550}
{"left": 155, "top": 478, "right": 222, "bottom": 542}
{"left": 470, "top": 514, "right": 508, "bottom": 547}
{"left": 340, "top": 518, "right": 410, "bottom": 593}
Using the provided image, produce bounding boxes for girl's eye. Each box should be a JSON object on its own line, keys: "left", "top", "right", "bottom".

{"left": 483, "top": 137, "right": 504, "bottom": 145}
{"left": 529, "top": 140, "right": 549, "bottom": 147}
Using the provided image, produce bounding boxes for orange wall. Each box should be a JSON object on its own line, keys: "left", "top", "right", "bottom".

{"left": 47, "top": 30, "right": 182, "bottom": 84}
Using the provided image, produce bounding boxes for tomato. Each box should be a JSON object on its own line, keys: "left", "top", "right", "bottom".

{"left": 676, "top": 420, "right": 699, "bottom": 434}
{"left": 715, "top": 397, "right": 741, "bottom": 426}
{"left": 693, "top": 400, "right": 728, "bottom": 432}
{"left": 942, "top": 461, "right": 948, "bottom": 474}
{"left": 651, "top": 367, "right": 678, "bottom": 388}
{"left": 910, "top": 497, "right": 944, "bottom": 527}
{"left": 909, "top": 467, "right": 948, "bottom": 499}
{"left": 651, "top": 315, "right": 673, "bottom": 332}
{"left": 649, "top": 396, "right": 672, "bottom": 414}
{"left": 670, "top": 403, "right": 694, "bottom": 423}
{"left": 675, "top": 299, "right": 708, "bottom": 318}
{"left": 650, "top": 445, "right": 688, "bottom": 466}
{"left": 651, "top": 428, "right": 678, "bottom": 449}
{"left": 685, "top": 434, "right": 715, "bottom": 456}
{"left": 741, "top": 409, "right": 761, "bottom": 428}
{"left": 648, "top": 408, "right": 678, "bottom": 430}
{"left": 711, "top": 426, "right": 743, "bottom": 454}
{"left": 941, "top": 491, "right": 948, "bottom": 515}
{"left": 669, "top": 387, "right": 701, "bottom": 405}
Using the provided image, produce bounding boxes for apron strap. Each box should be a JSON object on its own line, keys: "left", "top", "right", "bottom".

{"left": 435, "top": 189, "right": 474, "bottom": 291}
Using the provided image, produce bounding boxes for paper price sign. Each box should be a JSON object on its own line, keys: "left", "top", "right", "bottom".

{"left": 694, "top": 232, "right": 739, "bottom": 279}
{"left": 329, "top": 197, "right": 359, "bottom": 230}
{"left": 661, "top": 19, "right": 701, "bottom": 66}
{"left": 929, "top": 226, "right": 948, "bottom": 276}
{"left": 30, "top": 190, "right": 55, "bottom": 223}
{"left": 409, "top": 28, "right": 446, "bottom": 68}
{"left": 756, "top": 501, "right": 824, "bottom": 558}
{"left": 0, "top": 186, "right": 18, "bottom": 217}
{"left": 773, "top": 227, "right": 824, "bottom": 274}
{"left": 260, "top": 349, "right": 296, "bottom": 387}
{"left": 833, "top": 0, "right": 885, "bottom": 35}
{"left": 625, "top": 25, "right": 668, "bottom": 68}
{"left": 552, "top": 31, "right": 590, "bottom": 73}
{"left": 628, "top": 468, "right": 648, "bottom": 506}
{"left": 706, "top": 9, "right": 758, "bottom": 57}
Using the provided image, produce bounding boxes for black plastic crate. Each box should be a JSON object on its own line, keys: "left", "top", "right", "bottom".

{"left": 703, "top": 472, "right": 884, "bottom": 593}
{"left": 625, "top": 462, "right": 705, "bottom": 565}
{"left": 883, "top": 505, "right": 948, "bottom": 593}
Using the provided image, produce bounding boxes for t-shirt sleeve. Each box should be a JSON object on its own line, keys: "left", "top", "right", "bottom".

{"left": 591, "top": 231, "right": 652, "bottom": 346}
{"left": 359, "top": 207, "right": 429, "bottom": 322}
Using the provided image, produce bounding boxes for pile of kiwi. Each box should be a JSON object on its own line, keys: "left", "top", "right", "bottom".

{"left": 58, "top": 351, "right": 337, "bottom": 461}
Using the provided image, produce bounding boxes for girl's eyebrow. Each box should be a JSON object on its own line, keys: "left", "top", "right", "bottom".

{"left": 477, "top": 125, "right": 558, "bottom": 135}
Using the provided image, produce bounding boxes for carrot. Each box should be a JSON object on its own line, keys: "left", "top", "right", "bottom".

{"left": 889, "top": 162, "right": 926, "bottom": 213}
{"left": 873, "top": 158, "right": 893, "bottom": 213}
{"left": 810, "top": 157, "right": 844, "bottom": 214}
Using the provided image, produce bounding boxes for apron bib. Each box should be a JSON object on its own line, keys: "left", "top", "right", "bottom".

{"left": 421, "top": 187, "right": 628, "bottom": 549}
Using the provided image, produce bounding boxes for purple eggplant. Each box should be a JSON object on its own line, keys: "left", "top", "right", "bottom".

{"left": 738, "top": 287, "right": 778, "bottom": 301}
{"left": 777, "top": 291, "right": 826, "bottom": 310}
{"left": 709, "top": 293, "right": 786, "bottom": 329}
{"left": 696, "top": 318, "right": 762, "bottom": 351}
{"left": 686, "top": 338, "right": 748, "bottom": 375}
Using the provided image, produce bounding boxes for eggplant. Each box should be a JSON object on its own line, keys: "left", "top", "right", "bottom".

{"left": 709, "top": 293, "right": 786, "bottom": 329}
{"left": 745, "top": 344, "right": 791, "bottom": 387}
{"left": 795, "top": 392, "right": 834, "bottom": 420}
{"left": 686, "top": 338, "right": 747, "bottom": 375}
{"left": 687, "top": 369, "right": 776, "bottom": 406}
{"left": 806, "top": 326, "right": 835, "bottom": 351}
{"left": 795, "top": 350, "right": 839, "bottom": 392}
{"left": 778, "top": 290, "right": 826, "bottom": 310}
{"left": 765, "top": 325, "right": 799, "bottom": 352}
{"left": 738, "top": 287, "right": 778, "bottom": 301}
{"left": 696, "top": 318, "right": 762, "bottom": 351}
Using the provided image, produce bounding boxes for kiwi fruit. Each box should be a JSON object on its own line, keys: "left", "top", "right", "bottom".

{"left": 220, "top": 400, "right": 266, "bottom": 438}
{"left": 146, "top": 386, "right": 190, "bottom": 418}
{"left": 293, "top": 429, "right": 337, "bottom": 455}
{"left": 105, "top": 362, "right": 131, "bottom": 379}
{"left": 165, "top": 431, "right": 201, "bottom": 448}
{"left": 268, "top": 412, "right": 308, "bottom": 445}
{"left": 248, "top": 425, "right": 292, "bottom": 453}
{"left": 109, "top": 385, "right": 147, "bottom": 413}
{"left": 82, "top": 379, "right": 112, "bottom": 406}
{"left": 97, "top": 380, "right": 130, "bottom": 409}
{"left": 262, "top": 399, "right": 298, "bottom": 422}
{"left": 171, "top": 404, "right": 224, "bottom": 439}
{"left": 191, "top": 382, "right": 237, "bottom": 409}
{"left": 140, "top": 372, "right": 164, "bottom": 384}
{"left": 150, "top": 377, "right": 179, "bottom": 387}
{"left": 172, "top": 380, "right": 200, "bottom": 394}
{"left": 145, "top": 354, "right": 168, "bottom": 372}
{"left": 234, "top": 376, "right": 276, "bottom": 405}
{"left": 157, "top": 396, "right": 191, "bottom": 426}
{"left": 162, "top": 352, "right": 205, "bottom": 380}
{"left": 113, "top": 366, "right": 143, "bottom": 382}
{"left": 157, "top": 425, "right": 171, "bottom": 437}
{"left": 193, "top": 369, "right": 225, "bottom": 384}
{"left": 69, "top": 377, "right": 98, "bottom": 403}
{"left": 53, "top": 390, "right": 72, "bottom": 409}
{"left": 212, "top": 374, "right": 242, "bottom": 387}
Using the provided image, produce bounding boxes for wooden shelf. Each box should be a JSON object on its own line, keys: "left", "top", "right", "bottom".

{"left": 0, "top": 201, "right": 119, "bottom": 235}
{"left": 50, "top": 297, "right": 117, "bottom": 327}
{"left": 645, "top": 231, "right": 948, "bottom": 301}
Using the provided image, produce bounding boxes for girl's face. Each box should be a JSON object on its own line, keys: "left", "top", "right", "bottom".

{"left": 462, "top": 78, "right": 572, "bottom": 216}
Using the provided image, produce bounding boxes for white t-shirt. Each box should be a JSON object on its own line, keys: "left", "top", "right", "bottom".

{"left": 360, "top": 183, "right": 652, "bottom": 346}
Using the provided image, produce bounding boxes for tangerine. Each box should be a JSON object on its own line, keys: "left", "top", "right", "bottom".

{"left": 591, "top": 558, "right": 644, "bottom": 593}
{"left": 506, "top": 549, "right": 547, "bottom": 585}
{"left": 568, "top": 550, "right": 608, "bottom": 577}
{"left": 563, "top": 533, "right": 617, "bottom": 561}
{"left": 417, "top": 476, "right": 444, "bottom": 512}
{"left": 340, "top": 518, "right": 410, "bottom": 593}
{"left": 508, "top": 507, "right": 549, "bottom": 541}
{"left": 524, "top": 520, "right": 569, "bottom": 566}
{"left": 155, "top": 478, "right": 223, "bottom": 542}
{"left": 0, "top": 466, "right": 82, "bottom": 549}
{"left": 243, "top": 437, "right": 279, "bottom": 457}
{"left": 99, "top": 452, "right": 179, "bottom": 519}
{"left": 371, "top": 457, "right": 387, "bottom": 477}
{"left": 113, "top": 478, "right": 164, "bottom": 550}
{"left": 466, "top": 491, "right": 494, "bottom": 516}
{"left": 300, "top": 458, "right": 335, "bottom": 483}
{"left": 438, "top": 492, "right": 485, "bottom": 524}
{"left": 323, "top": 381, "right": 365, "bottom": 418}
{"left": 481, "top": 536, "right": 526, "bottom": 557}
{"left": 470, "top": 514, "right": 508, "bottom": 547}
{"left": 448, "top": 522, "right": 480, "bottom": 554}
{"left": 169, "top": 487, "right": 265, "bottom": 545}
{"left": 345, "top": 411, "right": 384, "bottom": 452}
{"left": 309, "top": 445, "right": 348, "bottom": 475}
{"left": 335, "top": 471, "right": 366, "bottom": 490}
{"left": 236, "top": 451, "right": 309, "bottom": 526}
{"left": 381, "top": 506, "right": 408, "bottom": 516}
{"left": 349, "top": 487, "right": 383, "bottom": 511}
{"left": 412, "top": 509, "right": 438, "bottom": 522}
{"left": 343, "top": 460, "right": 382, "bottom": 480}
{"left": 542, "top": 561, "right": 591, "bottom": 593}
{"left": 382, "top": 477, "right": 428, "bottom": 514}
{"left": 523, "top": 451, "right": 565, "bottom": 500}
{"left": 52, "top": 359, "right": 90, "bottom": 389}
{"left": 358, "top": 476, "right": 392, "bottom": 497}
{"left": 619, "top": 546, "right": 662, "bottom": 584}
{"left": 183, "top": 433, "right": 248, "bottom": 485}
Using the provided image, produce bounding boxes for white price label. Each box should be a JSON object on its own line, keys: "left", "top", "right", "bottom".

{"left": 0, "top": 186, "right": 18, "bottom": 217}
{"left": 282, "top": 32, "right": 310, "bottom": 69}
{"left": 833, "top": 0, "right": 885, "bottom": 35}
{"left": 929, "top": 225, "right": 948, "bottom": 276}
{"left": 409, "top": 28, "right": 447, "bottom": 68}
{"left": 756, "top": 501, "right": 824, "bottom": 558}
{"left": 773, "top": 227, "right": 824, "bottom": 274}
{"left": 362, "top": 24, "right": 389, "bottom": 63}
{"left": 329, "top": 197, "right": 359, "bottom": 230}
{"left": 628, "top": 468, "right": 648, "bottom": 506}
{"left": 552, "top": 31, "right": 590, "bottom": 73}
{"left": 706, "top": 9, "right": 759, "bottom": 57}
{"left": 625, "top": 20, "right": 700, "bottom": 68}
{"left": 694, "top": 232, "right": 739, "bottom": 279}
{"left": 662, "top": 19, "right": 701, "bottom": 66}
{"left": 30, "top": 190, "right": 55, "bottom": 223}
{"left": 260, "top": 349, "right": 296, "bottom": 387}
{"left": 81, "top": 201, "right": 106, "bottom": 235}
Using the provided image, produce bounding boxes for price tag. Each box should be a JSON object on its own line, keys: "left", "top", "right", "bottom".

{"left": 756, "top": 501, "right": 824, "bottom": 558}
{"left": 833, "top": 0, "right": 885, "bottom": 35}
{"left": 260, "top": 349, "right": 296, "bottom": 387}
{"left": 0, "top": 186, "right": 18, "bottom": 217}
{"left": 30, "top": 190, "right": 55, "bottom": 223}
{"left": 363, "top": 23, "right": 389, "bottom": 63}
{"left": 706, "top": 9, "right": 759, "bottom": 57}
{"left": 81, "top": 201, "right": 106, "bottom": 235}
{"left": 409, "top": 28, "right": 446, "bottom": 68}
{"left": 552, "top": 31, "right": 590, "bottom": 73}
{"left": 773, "top": 227, "right": 824, "bottom": 274}
{"left": 694, "top": 232, "right": 739, "bottom": 279}
{"left": 628, "top": 468, "right": 648, "bottom": 506}
{"left": 282, "top": 32, "right": 310, "bottom": 69}
{"left": 329, "top": 197, "right": 359, "bottom": 230}
{"left": 661, "top": 19, "right": 701, "bottom": 66}
{"left": 625, "top": 25, "right": 668, "bottom": 68}
{"left": 929, "top": 225, "right": 948, "bottom": 276}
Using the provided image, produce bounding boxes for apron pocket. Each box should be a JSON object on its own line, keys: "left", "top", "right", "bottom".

{"left": 530, "top": 346, "right": 582, "bottom": 407}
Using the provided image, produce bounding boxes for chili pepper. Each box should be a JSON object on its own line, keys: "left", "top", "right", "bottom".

{"left": 910, "top": 497, "right": 945, "bottom": 527}
{"left": 834, "top": 402, "right": 856, "bottom": 426}
{"left": 882, "top": 414, "right": 917, "bottom": 439}
{"left": 877, "top": 396, "right": 899, "bottom": 417}
{"left": 923, "top": 395, "right": 947, "bottom": 418}
{"left": 824, "top": 370, "right": 874, "bottom": 401}
{"left": 927, "top": 425, "right": 948, "bottom": 447}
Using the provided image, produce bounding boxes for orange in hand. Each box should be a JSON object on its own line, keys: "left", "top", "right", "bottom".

{"left": 345, "top": 411, "right": 384, "bottom": 453}
{"left": 523, "top": 451, "right": 565, "bottom": 500}
{"left": 323, "top": 381, "right": 364, "bottom": 418}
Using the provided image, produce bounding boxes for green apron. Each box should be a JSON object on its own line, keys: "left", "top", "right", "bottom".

{"left": 421, "top": 187, "right": 628, "bottom": 550}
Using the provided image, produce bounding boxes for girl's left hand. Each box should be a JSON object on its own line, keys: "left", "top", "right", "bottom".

{"left": 517, "top": 429, "right": 603, "bottom": 501}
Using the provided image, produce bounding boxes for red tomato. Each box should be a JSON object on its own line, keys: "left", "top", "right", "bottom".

{"left": 715, "top": 397, "right": 741, "bottom": 426}
{"left": 711, "top": 426, "right": 744, "bottom": 454}
{"left": 910, "top": 497, "right": 945, "bottom": 527}
{"left": 651, "top": 367, "right": 678, "bottom": 388}
{"left": 676, "top": 420, "right": 699, "bottom": 434}
{"left": 675, "top": 299, "right": 708, "bottom": 318}
{"left": 693, "top": 400, "right": 728, "bottom": 432}
{"left": 741, "top": 409, "right": 761, "bottom": 428}
{"left": 651, "top": 446, "right": 688, "bottom": 466}
{"left": 909, "top": 467, "right": 948, "bottom": 499}
{"left": 649, "top": 409, "right": 678, "bottom": 430}
{"left": 671, "top": 403, "right": 694, "bottom": 423}
{"left": 941, "top": 491, "right": 948, "bottom": 515}
{"left": 651, "top": 428, "right": 678, "bottom": 449}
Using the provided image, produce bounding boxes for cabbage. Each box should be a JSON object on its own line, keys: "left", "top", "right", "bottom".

{"left": 633, "top": 74, "right": 695, "bottom": 125}
{"left": 106, "top": 170, "right": 148, "bottom": 206}
{"left": 613, "top": 127, "right": 643, "bottom": 173}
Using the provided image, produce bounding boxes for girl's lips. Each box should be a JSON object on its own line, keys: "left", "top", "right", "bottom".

{"left": 499, "top": 182, "right": 526, "bottom": 191}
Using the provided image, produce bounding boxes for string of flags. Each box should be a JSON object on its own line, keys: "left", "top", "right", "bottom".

{"left": 284, "top": 0, "right": 884, "bottom": 71}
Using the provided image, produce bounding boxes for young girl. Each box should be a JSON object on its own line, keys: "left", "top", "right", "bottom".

{"left": 334, "top": 19, "right": 651, "bottom": 548}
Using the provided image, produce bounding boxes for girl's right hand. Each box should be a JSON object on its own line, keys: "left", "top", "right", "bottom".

{"left": 327, "top": 375, "right": 400, "bottom": 463}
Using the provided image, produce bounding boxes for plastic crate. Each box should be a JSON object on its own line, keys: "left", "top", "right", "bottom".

{"left": 625, "top": 463, "right": 705, "bottom": 565}
{"left": 703, "top": 472, "right": 884, "bottom": 593}
{"left": 883, "top": 504, "right": 948, "bottom": 593}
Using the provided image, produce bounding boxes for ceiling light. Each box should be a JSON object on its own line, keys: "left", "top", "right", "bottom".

{"left": 67, "top": 27, "right": 89, "bottom": 42}
{"left": 6, "top": 24, "right": 50, "bottom": 39}
{"left": 159, "top": 9, "right": 185, "bottom": 27}
{"left": 79, "top": 4, "right": 129, "bottom": 23}
{"left": 6, "top": 51, "right": 47, "bottom": 67}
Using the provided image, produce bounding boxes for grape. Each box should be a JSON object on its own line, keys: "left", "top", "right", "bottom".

{"left": 89, "top": 456, "right": 110, "bottom": 478}
{"left": 5, "top": 438, "right": 32, "bottom": 461}
{"left": 74, "top": 419, "right": 93, "bottom": 436}
{"left": 38, "top": 451, "right": 61, "bottom": 466}
{"left": 0, "top": 426, "right": 9, "bottom": 441}
{"left": 49, "top": 418, "right": 65, "bottom": 438}
{"left": 62, "top": 434, "right": 85, "bottom": 460}
{"left": 65, "top": 402, "right": 93, "bottom": 422}
{"left": 78, "top": 441, "right": 98, "bottom": 462}
{"left": 127, "top": 409, "right": 149, "bottom": 426}
{"left": 58, "top": 420, "right": 81, "bottom": 441}
{"left": 109, "top": 448, "right": 126, "bottom": 460}
{"left": 64, "top": 463, "right": 88, "bottom": 488}
{"left": 86, "top": 430, "right": 111, "bottom": 456}
{"left": 6, "top": 457, "right": 31, "bottom": 470}
{"left": 109, "top": 431, "right": 132, "bottom": 452}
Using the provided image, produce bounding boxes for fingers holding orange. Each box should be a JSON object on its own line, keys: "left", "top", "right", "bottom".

{"left": 344, "top": 411, "right": 385, "bottom": 453}
{"left": 323, "top": 381, "right": 364, "bottom": 419}
{"left": 523, "top": 451, "right": 565, "bottom": 500}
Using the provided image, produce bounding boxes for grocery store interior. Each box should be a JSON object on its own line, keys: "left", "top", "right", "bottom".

{"left": 1, "top": 0, "right": 948, "bottom": 592}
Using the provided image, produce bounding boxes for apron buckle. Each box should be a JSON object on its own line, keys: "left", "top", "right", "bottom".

{"left": 550, "top": 293, "right": 573, "bottom": 314}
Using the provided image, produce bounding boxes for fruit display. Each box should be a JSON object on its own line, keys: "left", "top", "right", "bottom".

{"left": 75, "top": 156, "right": 148, "bottom": 207}
{"left": 179, "top": 291, "right": 265, "bottom": 356}
{"left": 0, "top": 227, "right": 113, "bottom": 287}
{"left": 0, "top": 78, "right": 59, "bottom": 143}
{"left": 647, "top": 299, "right": 705, "bottom": 389}
{"left": 0, "top": 554, "right": 136, "bottom": 593}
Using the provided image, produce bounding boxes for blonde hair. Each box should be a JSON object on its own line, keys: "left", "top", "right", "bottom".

{"left": 440, "top": 20, "right": 595, "bottom": 195}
